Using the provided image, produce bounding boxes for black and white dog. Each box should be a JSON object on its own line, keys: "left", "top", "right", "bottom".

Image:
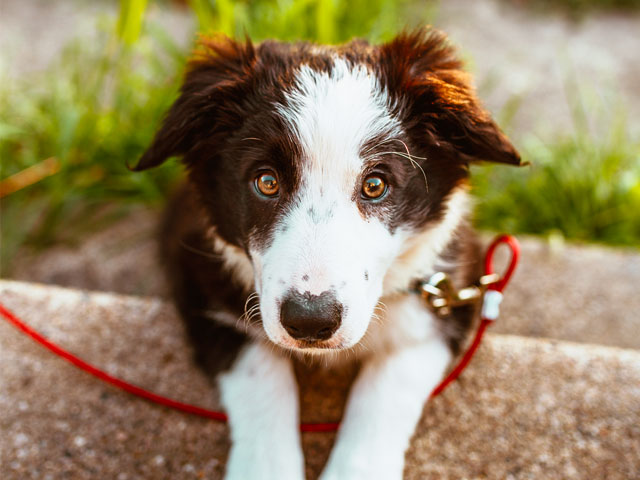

{"left": 134, "top": 28, "right": 521, "bottom": 479}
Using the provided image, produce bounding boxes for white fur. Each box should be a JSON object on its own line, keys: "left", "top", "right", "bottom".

{"left": 320, "top": 334, "right": 451, "bottom": 479}
{"left": 210, "top": 59, "right": 471, "bottom": 355}
{"left": 363, "top": 288, "right": 444, "bottom": 355}
{"left": 215, "top": 55, "right": 472, "bottom": 480}
{"left": 318, "top": 290, "right": 452, "bottom": 478}
{"left": 250, "top": 58, "right": 411, "bottom": 352}
{"left": 382, "top": 186, "right": 471, "bottom": 294}
{"left": 210, "top": 228, "right": 255, "bottom": 292}
{"left": 277, "top": 57, "right": 402, "bottom": 177}
{"left": 210, "top": 186, "right": 470, "bottom": 306}
{"left": 218, "top": 342, "right": 305, "bottom": 480}
{"left": 252, "top": 190, "right": 406, "bottom": 351}
{"left": 251, "top": 188, "right": 469, "bottom": 354}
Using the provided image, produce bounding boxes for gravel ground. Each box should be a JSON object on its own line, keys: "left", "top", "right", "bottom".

{"left": 1, "top": 280, "right": 639, "bottom": 479}
{"left": 493, "top": 238, "right": 640, "bottom": 350}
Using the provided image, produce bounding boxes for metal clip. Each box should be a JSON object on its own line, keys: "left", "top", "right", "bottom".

{"left": 419, "top": 272, "right": 500, "bottom": 318}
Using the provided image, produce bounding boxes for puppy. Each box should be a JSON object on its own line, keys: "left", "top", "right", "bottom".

{"left": 134, "top": 28, "right": 521, "bottom": 479}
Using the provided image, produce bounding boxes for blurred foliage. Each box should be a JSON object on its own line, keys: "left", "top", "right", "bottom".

{"left": 0, "top": 18, "right": 184, "bottom": 271}
{"left": 0, "top": 0, "right": 434, "bottom": 273}
{"left": 184, "top": 0, "right": 432, "bottom": 43}
{"left": 473, "top": 82, "right": 640, "bottom": 246}
{"left": 117, "top": 0, "right": 149, "bottom": 44}
{"left": 1, "top": 0, "right": 639, "bottom": 276}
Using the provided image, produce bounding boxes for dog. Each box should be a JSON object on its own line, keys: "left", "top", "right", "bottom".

{"left": 133, "top": 27, "right": 521, "bottom": 479}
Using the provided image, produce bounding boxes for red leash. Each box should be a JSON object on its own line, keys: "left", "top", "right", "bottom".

{"left": 0, "top": 235, "right": 519, "bottom": 433}
{"left": 430, "top": 234, "right": 519, "bottom": 397}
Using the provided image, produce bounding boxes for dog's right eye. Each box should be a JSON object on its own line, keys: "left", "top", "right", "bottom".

{"left": 255, "top": 171, "right": 280, "bottom": 197}
{"left": 361, "top": 175, "right": 387, "bottom": 200}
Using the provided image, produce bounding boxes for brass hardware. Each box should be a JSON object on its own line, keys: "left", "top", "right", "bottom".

{"left": 419, "top": 272, "right": 500, "bottom": 318}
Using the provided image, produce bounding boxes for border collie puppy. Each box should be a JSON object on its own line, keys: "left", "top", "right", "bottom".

{"left": 134, "top": 28, "right": 521, "bottom": 479}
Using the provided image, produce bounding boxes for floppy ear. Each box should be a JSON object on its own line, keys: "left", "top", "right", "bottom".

{"left": 381, "top": 28, "right": 522, "bottom": 166}
{"left": 131, "top": 35, "right": 257, "bottom": 171}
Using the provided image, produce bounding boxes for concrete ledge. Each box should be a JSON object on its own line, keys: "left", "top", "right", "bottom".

{"left": 1, "top": 280, "right": 639, "bottom": 479}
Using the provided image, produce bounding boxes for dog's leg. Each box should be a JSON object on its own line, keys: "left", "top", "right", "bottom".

{"left": 219, "top": 341, "right": 305, "bottom": 480}
{"left": 319, "top": 339, "right": 451, "bottom": 480}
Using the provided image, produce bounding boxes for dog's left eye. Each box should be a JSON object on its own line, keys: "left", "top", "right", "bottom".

{"left": 255, "top": 171, "right": 280, "bottom": 197}
{"left": 362, "top": 175, "right": 387, "bottom": 200}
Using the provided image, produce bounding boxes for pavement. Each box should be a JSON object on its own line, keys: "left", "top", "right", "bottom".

{"left": 3, "top": 210, "right": 640, "bottom": 479}
{"left": 1, "top": 280, "right": 639, "bottom": 480}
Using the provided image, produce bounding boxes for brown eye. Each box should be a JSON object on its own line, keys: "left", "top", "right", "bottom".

{"left": 362, "top": 175, "right": 387, "bottom": 200}
{"left": 255, "top": 171, "right": 279, "bottom": 197}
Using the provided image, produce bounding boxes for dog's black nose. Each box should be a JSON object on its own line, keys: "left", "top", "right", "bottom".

{"left": 280, "top": 290, "right": 342, "bottom": 341}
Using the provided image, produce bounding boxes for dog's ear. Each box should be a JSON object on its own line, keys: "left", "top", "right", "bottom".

{"left": 131, "top": 35, "right": 257, "bottom": 171}
{"left": 381, "top": 28, "right": 522, "bottom": 166}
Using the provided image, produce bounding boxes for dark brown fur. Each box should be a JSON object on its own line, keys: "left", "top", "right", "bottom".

{"left": 136, "top": 28, "right": 520, "bottom": 375}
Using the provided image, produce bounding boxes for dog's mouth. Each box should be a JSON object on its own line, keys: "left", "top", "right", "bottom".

{"left": 276, "top": 334, "right": 349, "bottom": 352}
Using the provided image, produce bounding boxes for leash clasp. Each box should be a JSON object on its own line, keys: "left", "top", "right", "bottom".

{"left": 420, "top": 234, "right": 520, "bottom": 319}
{"left": 419, "top": 272, "right": 500, "bottom": 318}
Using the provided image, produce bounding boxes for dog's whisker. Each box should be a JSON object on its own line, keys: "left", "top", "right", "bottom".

{"left": 245, "top": 304, "right": 260, "bottom": 315}
{"left": 238, "top": 301, "right": 262, "bottom": 332}
{"left": 368, "top": 150, "right": 429, "bottom": 193}
{"left": 242, "top": 293, "right": 260, "bottom": 317}
{"left": 242, "top": 309, "right": 262, "bottom": 329}
{"left": 374, "top": 302, "right": 388, "bottom": 313}
{"left": 372, "top": 150, "right": 427, "bottom": 162}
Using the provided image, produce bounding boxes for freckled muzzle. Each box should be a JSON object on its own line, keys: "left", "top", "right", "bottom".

{"left": 280, "top": 290, "right": 343, "bottom": 342}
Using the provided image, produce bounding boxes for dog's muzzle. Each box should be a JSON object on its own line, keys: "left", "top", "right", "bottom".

{"left": 280, "top": 290, "right": 342, "bottom": 342}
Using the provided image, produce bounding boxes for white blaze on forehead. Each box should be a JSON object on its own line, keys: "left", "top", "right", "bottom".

{"left": 250, "top": 57, "right": 470, "bottom": 352}
{"left": 252, "top": 58, "right": 408, "bottom": 349}
{"left": 277, "top": 57, "right": 401, "bottom": 180}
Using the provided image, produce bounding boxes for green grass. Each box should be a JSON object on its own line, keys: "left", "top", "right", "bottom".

{"left": 0, "top": 19, "right": 184, "bottom": 272}
{"left": 188, "top": 0, "right": 434, "bottom": 43}
{"left": 472, "top": 87, "right": 640, "bottom": 247}
{"left": 1, "top": 0, "right": 639, "bottom": 276}
{"left": 0, "top": 1, "right": 436, "bottom": 273}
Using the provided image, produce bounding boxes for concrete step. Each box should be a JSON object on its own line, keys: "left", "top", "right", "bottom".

{"left": 1, "top": 280, "right": 638, "bottom": 479}
{"left": 491, "top": 237, "right": 640, "bottom": 350}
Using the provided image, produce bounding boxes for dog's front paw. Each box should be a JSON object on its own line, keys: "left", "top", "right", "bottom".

{"left": 224, "top": 442, "right": 305, "bottom": 480}
{"left": 319, "top": 452, "right": 404, "bottom": 480}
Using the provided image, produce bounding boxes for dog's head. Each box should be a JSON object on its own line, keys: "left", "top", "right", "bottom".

{"left": 135, "top": 29, "right": 520, "bottom": 353}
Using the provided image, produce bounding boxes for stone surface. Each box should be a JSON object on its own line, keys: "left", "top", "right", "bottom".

{"left": 492, "top": 238, "right": 640, "bottom": 350}
{"left": 10, "top": 208, "right": 168, "bottom": 298}
{"left": 1, "top": 280, "right": 639, "bottom": 479}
